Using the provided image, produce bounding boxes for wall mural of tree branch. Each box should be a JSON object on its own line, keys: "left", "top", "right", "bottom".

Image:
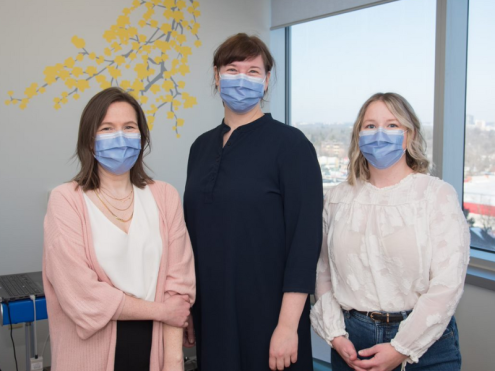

{"left": 4, "top": 0, "right": 201, "bottom": 138}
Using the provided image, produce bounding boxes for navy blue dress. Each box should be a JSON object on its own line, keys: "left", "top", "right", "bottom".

{"left": 184, "top": 114, "right": 323, "bottom": 371}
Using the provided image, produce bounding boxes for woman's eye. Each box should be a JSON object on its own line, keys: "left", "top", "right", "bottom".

{"left": 388, "top": 123, "right": 399, "bottom": 128}
{"left": 364, "top": 124, "right": 375, "bottom": 129}
{"left": 226, "top": 68, "right": 237, "bottom": 72}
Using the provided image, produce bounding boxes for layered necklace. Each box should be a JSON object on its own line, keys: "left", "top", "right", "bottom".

{"left": 95, "top": 186, "right": 134, "bottom": 223}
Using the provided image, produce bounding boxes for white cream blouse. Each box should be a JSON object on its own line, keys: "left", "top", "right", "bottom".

{"left": 310, "top": 173, "right": 470, "bottom": 364}
{"left": 84, "top": 186, "right": 162, "bottom": 301}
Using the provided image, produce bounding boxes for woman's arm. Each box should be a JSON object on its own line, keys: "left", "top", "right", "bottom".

{"left": 44, "top": 186, "right": 128, "bottom": 340}
{"left": 278, "top": 138, "right": 323, "bottom": 294}
{"left": 269, "top": 136, "right": 323, "bottom": 370}
{"left": 118, "top": 294, "right": 190, "bottom": 327}
{"left": 162, "top": 324, "right": 184, "bottom": 371}
{"left": 162, "top": 185, "right": 196, "bottom": 304}
{"left": 310, "top": 193, "right": 361, "bottom": 370}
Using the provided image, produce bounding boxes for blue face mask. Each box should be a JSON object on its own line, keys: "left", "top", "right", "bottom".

{"left": 94, "top": 131, "right": 142, "bottom": 175}
{"left": 219, "top": 73, "right": 265, "bottom": 114}
{"left": 359, "top": 128, "right": 405, "bottom": 169}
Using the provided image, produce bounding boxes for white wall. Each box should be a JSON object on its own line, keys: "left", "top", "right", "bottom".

{"left": 0, "top": 1, "right": 271, "bottom": 369}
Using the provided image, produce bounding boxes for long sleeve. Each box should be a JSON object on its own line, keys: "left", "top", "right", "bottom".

{"left": 310, "top": 196, "right": 348, "bottom": 345}
{"left": 390, "top": 182, "right": 470, "bottom": 362}
{"left": 162, "top": 185, "right": 196, "bottom": 304}
{"left": 279, "top": 137, "right": 323, "bottom": 293}
{"left": 43, "top": 187, "right": 125, "bottom": 340}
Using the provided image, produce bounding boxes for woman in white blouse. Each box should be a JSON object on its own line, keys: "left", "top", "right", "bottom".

{"left": 310, "top": 93, "right": 470, "bottom": 371}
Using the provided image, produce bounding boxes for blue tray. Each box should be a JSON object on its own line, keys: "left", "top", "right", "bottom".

{"left": 1, "top": 298, "right": 47, "bottom": 325}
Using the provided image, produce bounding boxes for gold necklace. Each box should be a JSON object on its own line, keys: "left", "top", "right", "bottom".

{"left": 100, "top": 187, "right": 133, "bottom": 201}
{"left": 95, "top": 189, "right": 133, "bottom": 223}
{"left": 99, "top": 190, "right": 134, "bottom": 211}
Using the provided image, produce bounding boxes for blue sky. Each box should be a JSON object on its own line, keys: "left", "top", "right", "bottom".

{"left": 290, "top": 0, "right": 494, "bottom": 125}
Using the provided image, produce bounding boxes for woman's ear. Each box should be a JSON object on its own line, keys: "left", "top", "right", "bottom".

{"left": 264, "top": 71, "right": 271, "bottom": 92}
{"left": 214, "top": 66, "right": 220, "bottom": 90}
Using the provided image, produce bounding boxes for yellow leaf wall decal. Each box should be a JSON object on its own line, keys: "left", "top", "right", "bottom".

{"left": 5, "top": 0, "right": 201, "bottom": 136}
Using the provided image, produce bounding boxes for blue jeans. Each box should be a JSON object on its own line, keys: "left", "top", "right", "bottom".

{"left": 331, "top": 310, "right": 461, "bottom": 371}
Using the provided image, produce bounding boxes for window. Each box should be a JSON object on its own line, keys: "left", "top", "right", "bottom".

{"left": 464, "top": 0, "right": 495, "bottom": 253}
{"left": 290, "top": 0, "right": 436, "bottom": 191}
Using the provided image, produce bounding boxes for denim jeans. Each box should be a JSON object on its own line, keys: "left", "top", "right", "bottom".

{"left": 331, "top": 310, "right": 461, "bottom": 371}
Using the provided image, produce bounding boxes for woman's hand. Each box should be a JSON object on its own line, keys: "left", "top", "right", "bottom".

{"left": 353, "top": 343, "right": 408, "bottom": 371}
{"left": 183, "top": 314, "right": 195, "bottom": 348}
{"left": 161, "top": 294, "right": 191, "bottom": 328}
{"left": 331, "top": 336, "right": 367, "bottom": 371}
{"left": 269, "top": 324, "right": 298, "bottom": 370}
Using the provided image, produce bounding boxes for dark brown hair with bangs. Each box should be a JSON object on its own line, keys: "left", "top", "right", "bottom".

{"left": 213, "top": 33, "right": 275, "bottom": 95}
{"left": 72, "top": 87, "right": 153, "bottom": 191}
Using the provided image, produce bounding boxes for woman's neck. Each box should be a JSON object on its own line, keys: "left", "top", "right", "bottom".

{"left": 224, "top": 105, "right": 264, "bottom": 130}
{"left": 367, "top": 159, "right": 414, "bottom": 188}
{"left": 97, "top": 167, "right": 133, "bottom": 197}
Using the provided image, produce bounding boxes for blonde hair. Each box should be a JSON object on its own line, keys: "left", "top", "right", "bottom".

{"left": 347, "top": 92, "right": 430, "bottom": 185}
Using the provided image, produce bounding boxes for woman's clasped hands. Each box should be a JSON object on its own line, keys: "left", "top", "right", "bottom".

{"left": 332, "top": 336, "right": 407, "bottom": 371}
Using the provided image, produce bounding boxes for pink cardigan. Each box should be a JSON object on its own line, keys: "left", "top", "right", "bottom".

{"left": 42, "top": 181, "right": 196, "bottom": 371}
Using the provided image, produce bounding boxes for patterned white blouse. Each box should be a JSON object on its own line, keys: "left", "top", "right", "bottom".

{"left": 310, "top": 173, "right": 470, "bottom": 364}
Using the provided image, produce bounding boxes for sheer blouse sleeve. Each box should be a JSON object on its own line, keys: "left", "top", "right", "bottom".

{"left": 390, "top": 181, "right": 470, "bottom": 363}
{"left": 310, "top": 195, "right": 348, "bottom": 346}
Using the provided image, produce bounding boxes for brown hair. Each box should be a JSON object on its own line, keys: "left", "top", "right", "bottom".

{"left": 213, "top": 33, "right": 275, "bottom": 96}
{"left": 347, "top": 92, "right": 430, "bottom": 185}
{"left": 72, "top": 87, "right": 153, "bottom": 191}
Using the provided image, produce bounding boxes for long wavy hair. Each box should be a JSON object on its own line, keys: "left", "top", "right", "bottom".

{"left": 347, "top": 92, "right": 430, "bottom": 185}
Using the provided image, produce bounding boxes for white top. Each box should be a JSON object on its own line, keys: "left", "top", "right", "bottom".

{"left": 84, "top": 186, "right": 162, "bottom": 301}
{"left": 310, "top": 173, "right": 470, "bottom": 364}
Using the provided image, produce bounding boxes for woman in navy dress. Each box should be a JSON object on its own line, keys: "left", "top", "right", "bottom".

{"left": 183, "top": 33, "right": 323, "bottom": 371}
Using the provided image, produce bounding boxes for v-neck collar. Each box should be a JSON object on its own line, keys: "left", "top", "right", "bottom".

{"left": 219, "top": 113, "right": 271, "bottom": 150}
{"left": 83, "top": 187, "right": 136, "bottom": 236}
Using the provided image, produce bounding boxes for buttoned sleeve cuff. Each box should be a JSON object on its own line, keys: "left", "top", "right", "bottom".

{"left": 310, "top": 291, "right": 348, "bottom": 347}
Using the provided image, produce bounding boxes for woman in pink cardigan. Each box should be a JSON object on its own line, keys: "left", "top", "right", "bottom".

{"left": 43, "top": 87, "right": 196, "bottom": 371}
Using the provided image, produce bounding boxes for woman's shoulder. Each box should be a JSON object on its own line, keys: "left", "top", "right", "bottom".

{"left": 148, "top": 180, "right": 181, "bottom": 205}
{"left": 45, "top": 182, "right": 85, "bottom": 238}
{"left": 48, "top": 181, "right": 81, "bottom": 207}
{"left": 409, "top": 173, "right": 458, "bottom": 198}
{"left": 264, "top": 114, "right": 307, "bottom": 142}
{"left": 148, "top": 180, "right": 178, "bottom": 195}
{"left": 51, "top": 181, "right": 78, "bottom": 195}
{"left": 190, "top": 125, "right": 221, "bottom": 148}
{"left": 414, "top": 174, "right": 460, "bottom": 206}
